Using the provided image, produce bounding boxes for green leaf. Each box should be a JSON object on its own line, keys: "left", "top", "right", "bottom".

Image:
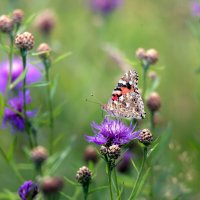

{"left": 25, "top": 81, "right": 49, "bottom": 88}
{"left": 149, "top": 124, "right": 172, "bottom": 163}
{"left": 9, "top": 67, "right": 28, "bottom": 90}
{"left": 60, "top": 192, "right": 73, "bottom": 200}
{"left": 50, "top": 75, "right": 59, "bottom": 99}
{"left": 135, "top": 167, "right": 150, "bottom": 198}
{"left": 64, "top": 177, "right": 79, "bottom": 186}
{"left": 89, "top": 186, "right": 108, "bottom": 194}
{"left": 53, "top": 52, "right": 72, "bottom": 64}
{"left": 131, "top": 159, "right": 139, "bottom": 174}
{"left": 7, "top": 135, "right": 17, "bottom": 161}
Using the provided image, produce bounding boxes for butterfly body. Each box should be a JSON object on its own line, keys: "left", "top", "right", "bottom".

{"left": 102, "top": 70, "right": 145, "bottom": 119}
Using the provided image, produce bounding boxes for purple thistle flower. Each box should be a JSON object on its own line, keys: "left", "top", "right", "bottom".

{"left": 0, "top": 57, "right": 42, "bottom": 95}
{"left": 192, "top": 1, "right": 200, "bottom": 16}
{"left": 85, "top": 116, "right": 140, "bottom": 146}
{"left": 18, "top": 180, "right": 38, "bottom": 200}
{"left": 3, "top": 91, "right": 35, "bottom": 132}
{"left": 91, "top": 0, "right": 122, "bottom": 14}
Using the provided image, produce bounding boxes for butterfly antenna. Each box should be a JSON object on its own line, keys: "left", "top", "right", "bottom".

{"left": 85, "top": 93, "right": 102, "bottom": 105}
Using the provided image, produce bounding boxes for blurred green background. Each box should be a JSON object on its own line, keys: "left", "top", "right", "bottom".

{"left": 0, "top": 0, "right": 200, "bottom": 199}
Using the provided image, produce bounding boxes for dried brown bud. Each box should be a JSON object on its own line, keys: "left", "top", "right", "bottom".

{"left": 139, "top": 129, "right": 153, "bottom": 145}
{"left": 135, "top": 48, "right": 146, "bottom": 60}
{"left": 0, "top": 15, "right": 13, "bottom": 33}
{"left": 108, "top": 144, "right": 121, "bottom": 159}
{"left": 12, "top": 9, "right": 24, "bottom": 25}
{"left": 31, "top": 146, "right": 48, "bottom": 166}
{"left": 37, "top": 43, "right": 51, "bottom": 59}
{"left": 76, "top": 166, "right": 92, "bottom": 185}
{"left": 147, "top": 92, "right": 161, "bottom": 112}
{"left": 40, "top": 177, "right": 64, "bottom": 195}
{"left": 15, "top": 32, "right": 34, "bottom": 51}
{"left": 84, "top": 145, "right": 99, "bottom": 164}
{"left": 34, "top": 10, "right": 56, "bottom": 35}
{"left": 146, "top": 49, "right": 159, "bottom": 65}
{"left": 100, "top": 145, "right": 108, "bottom": 156}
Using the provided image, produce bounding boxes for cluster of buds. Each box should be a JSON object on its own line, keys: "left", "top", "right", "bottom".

{"left": 15, "top": 32, "right": 34, "bottom": 51}
{"left": 100, "top": 144, "right": 121, "bottom": 160}
{"left": 84, "top": 145, "right": 99, "bottom": 164}
{"left": 136, "top": 48, "right": 159, "bottom": 65}
{"left": 139, "top": 129, "right": 153, "bottom": 146}
{"left": 76, "top": 166, "right": 92, "bottom": 185}
{"left": 0, "top": 9, "right": 24, "bottom": 34}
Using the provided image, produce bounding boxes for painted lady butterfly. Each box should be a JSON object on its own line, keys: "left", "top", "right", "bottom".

{"left": 101, "top": 70, "right": 145, "bottom": 119}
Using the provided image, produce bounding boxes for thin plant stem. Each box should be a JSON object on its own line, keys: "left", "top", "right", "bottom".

{"left": 0, "top": 145, "right": 24, "bottom": 182}
{"left": 43, "top": 58, "right": 54, "bottom": 155}
{"left": 5, "top": 32, "right": 14, "bottom": 102}
{"left": 105, "top": 155, "right": 113, "bottom": 200}
{"left": 150, "top": 111, "right": 155, "bottom": 131}
{"left": 113, "top": 168, "right": 120, "bottom": 199}
{"left": 83, "top": 184, "right": 89, "bottom": 200}
{"left": 128, "top": 146, "right": 147, "bottom": 200}
{"left": 142, "top": 62, "right": 149, "bottom": 100}
{"left": 21, "top": 49, "right": 34, "bottom": 148}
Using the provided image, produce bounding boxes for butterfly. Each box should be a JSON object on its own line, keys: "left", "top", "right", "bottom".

{"left": 101, "top": 70, "right": 145, "bottom": 119}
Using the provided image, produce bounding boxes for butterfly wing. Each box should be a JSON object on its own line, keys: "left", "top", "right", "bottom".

{"left": 102, "top": 70, "right": 145, "bottom": 119}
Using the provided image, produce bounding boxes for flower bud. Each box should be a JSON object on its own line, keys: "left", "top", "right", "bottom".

{"left": 148, "top": 71, "right": 157, "bottom": 81}
{"left": 18, "top": 180, "right": 38, "bottom": 200}
{"left": 34, "top": 10, "right": 56, "bottom": 35}
{"left": 84, "top": 145, "right": 99, "bottom": 164}
{"left": 31, "top": 146, "right": 48, "bottom": 167}
{"left": 100, "top": 145, "right": 108, "bottom": 156}
{"left": 0, "top": 15, "right": 13, "bottom": 33}
{"left": 37, "top": 43, "right": 51, "bottom": 59}
{"left": 15, "top": 32, "right": 34, "bottom": 51}
{"left": 40, "top": 177, "right": 64, "bottom": 195}
{"left": 135, "top": 48, "right": 146, "bottom": 60}
{"left": 147, "top": 92, "right": 161, "bottom": 112}
{"left": 108, "top": 144, "right": 121, "bottom": 159}
{"left": 145, "top": 48, "right": 159, "bottom": 65}
{"left": 76, "top": 166, "right": 92, "bottom": 185}
{"left": 12, "top": 9, "right": 24, "bottom": 25}
{"left": 139, "top": 129, "right": 153, "bottom": 145}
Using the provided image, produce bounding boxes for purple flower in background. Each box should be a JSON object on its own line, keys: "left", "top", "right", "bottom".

{"left": 91, "top": 0, "right": 122, "bottom": 14}
{"left": 18, "top": 180, "right": 38, "bottom": 200}
{"left": 0, "top": 57, "right": 42, "bottom": 95}
{"left": 3, "top": 91, "right": 35, "bottom": 132}
{"left": 192, "top": 1, "right": 200, "bottom": 16}
{"left": 117, "top": 151, "right": 132, "bottom": 173}
{"left": 85, "top": 116, "right": 140, "bottom": 146}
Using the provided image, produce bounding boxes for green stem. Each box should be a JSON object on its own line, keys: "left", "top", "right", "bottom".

{"left": 83, "top": 184, "right": 89, "bottom": 200}
{"left": 21, "top": 49, "right": 34, "bottom": 148}
{"left": 43, "top": 59, "right": 54, "bottom": 155}
{"left": 5, "top": 32, "right": 14, "bottom": 102}
{"left": 113, "top": 168, "right": 120, "bottom": 199}
{"left": 128, "top": 146, "right": 147, "bottom": 200}
{"left": 142, "top": 63, "right": 149, "bottom": 100}
{"left": 150, "top": 111, "right": 155, "bottom": 131}
{"left": 105, "top": 155, "right": 113, "bottom": 200}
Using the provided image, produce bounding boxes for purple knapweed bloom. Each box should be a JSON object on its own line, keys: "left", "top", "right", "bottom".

{"left": 18, "top": 180, "right": 38, "bottom": 200}
{"left": 85, "top": 116, "right": 140, "bottom": 146}
{"left": 192, "top": 1, "right": 200, "bottom": 16}
{"left": 3, "top": 91, "right": 35, "bottom": 132}
{"left": 91, "top": 0, "right": 122, "bottom": 14}
{"left": 0, "top": 57, "right": 42, "bottom": 95}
